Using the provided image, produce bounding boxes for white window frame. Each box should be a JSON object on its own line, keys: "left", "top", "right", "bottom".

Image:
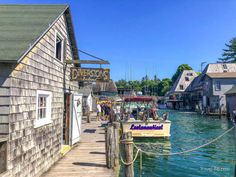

{"left": 54, "top": 31, "right": 64, "bottom": 62}
{"left": 34, "top": 90, "right": 52, "bottom": 128}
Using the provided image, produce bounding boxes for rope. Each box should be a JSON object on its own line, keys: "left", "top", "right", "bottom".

{"left": 120, "top": 149, "right": 141, "bottom": 165}
{"left": 139, "top": 151, "right": 142, "bottom": 177}
{"left": 119, "top": 125, "right": 234, "bottom": 174}
{"left": 133, "top": 126, "right": 235, "bottom": 156}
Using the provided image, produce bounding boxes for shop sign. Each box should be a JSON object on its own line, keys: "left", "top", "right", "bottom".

{"left": 71, "top": 68, "right": 110, "bottom": 82}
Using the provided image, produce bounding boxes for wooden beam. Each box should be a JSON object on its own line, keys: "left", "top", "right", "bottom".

{"left": 66, "top": 60, "right": 110, "bottom": 65}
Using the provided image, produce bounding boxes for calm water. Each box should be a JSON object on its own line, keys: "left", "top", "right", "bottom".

{"left": 120, "top": 110, "right": 236, "bottom": 177}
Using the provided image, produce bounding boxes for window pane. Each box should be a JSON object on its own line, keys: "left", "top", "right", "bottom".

{"left": 56, "top": 36, "right": 62, "bottom": 60}
{"left": 38, "top": 108, "right": 42, "bottom": 119}
{"left": 43, "top": 97, "right": 46, "bottom": 107}
{"left": 38, "top": 108, "right": 47, "bottom": 119}
{"left": 42, "top": 108, "right": 46, "bottom": 118}
{"left": 215, "top": 82, "right": 221, "bottom": 91}
{"left": 38, "top": 96, "right": 47, "bottom": 108}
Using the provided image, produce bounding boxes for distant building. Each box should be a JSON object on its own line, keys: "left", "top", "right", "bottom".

{"left": 79, "top": 86, "right": 94, "bottom": 112}
{"left": 117, "top": 88, "right": 135, "bottom": 97}
{"left": 188, "top": 63, "right": 236, "bottom": 114}
{"left": 225, "top": 86, "right": 236, "bottom": 119}
{"left": 92, "top": 80, "right": 118, "bottom": 101}
{"left": 166, "top": 70, "right": 198, "bottom": 109}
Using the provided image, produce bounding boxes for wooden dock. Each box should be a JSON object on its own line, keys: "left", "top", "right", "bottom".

{"left": 42, "top": 115, "right": 115, "bottom": 177}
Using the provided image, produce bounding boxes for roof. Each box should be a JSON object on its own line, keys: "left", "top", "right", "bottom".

{"left": 169, "top": 70, "right": 198, "bottom": 93}
{"left": 206, "top": 72, "right": 236, "bottom": 78}
{"left": 203, "top": 63, "right": 236, "bottom": 73}
{"left": 93, "top": 80, "right": 118, "bottom": 93}
{"left": 225, "top": 86, "right": 236, "bottom": 95}
{"left": 188, "top": 63, "right": 236, "bottom": 92}
{"left": 0, "top": 4, "right": 79, "bottom": 62}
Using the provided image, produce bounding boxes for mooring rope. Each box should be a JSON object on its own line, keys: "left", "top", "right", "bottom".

{"left": 120, "top": 148, "right": 141, "bottom": 165}
{"left": 133, "top": 126, "right": 235, "bottom": 156}
{"left": 120, "top": 126, "right": 235, "bottom": 166}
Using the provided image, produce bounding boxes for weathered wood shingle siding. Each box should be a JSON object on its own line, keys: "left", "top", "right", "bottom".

{"left": 3, "top": 14, "right": 79, "bottom": 177}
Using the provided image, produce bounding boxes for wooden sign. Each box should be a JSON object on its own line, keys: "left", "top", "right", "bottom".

{"left": 71, "top": 67, "right": 110, "bottom": 82}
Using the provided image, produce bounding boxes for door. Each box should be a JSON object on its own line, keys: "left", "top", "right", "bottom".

{"left": 63, "top": 93, "right": 71, "bottom": 145}
{"left": 71, "top": 94, "right": 83, "bottom": 145}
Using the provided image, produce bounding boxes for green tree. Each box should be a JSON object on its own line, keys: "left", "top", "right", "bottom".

{"left": 196, "top": 72, "right": 201, "bottom": 75}
{"left": 128, "top": 80, "right": 142, "bottom": 91}
{"left": 154, "top": 75, "right": 160, "bottom": 82}
{"left": 157, "top": 78, "right": 172, "bottom": 96}
{"left": 171, "top": 64, "right": 192, "bottom": 83}
{"left": 218, "top": 37, "right": 236, "bottom": 63}
{"left": 115, "top": 79, "right": 127, "bottom": 88}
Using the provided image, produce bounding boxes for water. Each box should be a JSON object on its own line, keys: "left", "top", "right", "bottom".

{"left": 120, "top": 110, "right": 236, "bottom": 177}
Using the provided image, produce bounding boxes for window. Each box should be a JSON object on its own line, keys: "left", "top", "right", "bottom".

{"left": 185, "top": 77, "right": 189, "bottom": 81}
{"left": 179, "top": 85, "right": 184, "bottom": 90}
{"left": 215, "top": 81, "right": 221, "bottom": 91}
{"left": 187, "top": 73, "right": 193, "bottom": 76}
{"left": 35, "top": 90, "right": 52, "bottom": 128}
{"left": 55, "top": 34, "right": 64, "bottom": 61}
{"left": 222, "top": 64, "right": 228, "bottom": 70}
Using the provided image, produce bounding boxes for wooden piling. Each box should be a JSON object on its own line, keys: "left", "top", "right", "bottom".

{"left": 105, "top": 124, "right": 113, "bottom": 168}
{"left": 113, "top": 122, "right": 120, "bottom": 167}
{"left": 121, "top": 132, "right": 134, "bottom": 177}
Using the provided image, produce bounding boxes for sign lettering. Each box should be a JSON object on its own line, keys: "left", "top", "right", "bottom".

{"left": 71, "top": 68, "right": 110, "bottom": 82}
{"left": 130, "top": 124, "right": 163, "bottom": 130}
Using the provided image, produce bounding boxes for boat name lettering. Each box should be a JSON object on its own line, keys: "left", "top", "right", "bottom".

{"left": 130, "top": 124, "right": 163, "bottom": 130}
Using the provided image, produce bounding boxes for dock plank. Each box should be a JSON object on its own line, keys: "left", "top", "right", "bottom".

{"left": 42, "top": 116, "right": 115, "bottom": 177}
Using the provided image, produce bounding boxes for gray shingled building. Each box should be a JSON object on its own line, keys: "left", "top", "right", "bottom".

{"left": 0, "top": 5, "right": 81, "bottom": 177}
{"left": 188, "top": 63, "right": 236, "bottom": 114}
{"left": 166, "top": 70, "right": 198, "bottom": 109}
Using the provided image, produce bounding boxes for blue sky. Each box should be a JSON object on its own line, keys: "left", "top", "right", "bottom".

{"left": 2, "top": 0, "right": 236, "bottom": 81}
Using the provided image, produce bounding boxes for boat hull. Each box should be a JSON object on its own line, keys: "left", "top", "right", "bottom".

{"left": 122, "top": 120, "right": 171, "bottom": 138}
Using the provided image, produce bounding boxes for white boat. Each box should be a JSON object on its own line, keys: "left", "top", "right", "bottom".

{"left": 121, "top": 96, "right": 171, "bottom": 138}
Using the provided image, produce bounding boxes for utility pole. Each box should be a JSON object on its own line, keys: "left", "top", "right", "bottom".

{"left": 201, "top": 62, "right": 207, "bottom": 72}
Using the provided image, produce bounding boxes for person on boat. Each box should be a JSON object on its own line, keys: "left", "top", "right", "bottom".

{"left": 163, "top": 112, "right": 169, "bottom": 121}
{"left": 131, "top": 109, "right": 138, "bottom": 119}
{"left": 126, "top": 111, "right": 132, "bottom": 118}
{"left": 151, "top": 107, "right": 158, "bottom": 120}
{"left": 142, "top": 108, "right": 148, "bottom": 121}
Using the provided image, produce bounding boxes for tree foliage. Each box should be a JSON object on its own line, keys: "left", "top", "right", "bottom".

{"left": 157, "top": 78, "right": 172, "bottom": 96}
{"left": 171, "top": 64, "right": 193, "bottom": 83}
{"left": 218, "top": 38, "right": 236, "bottom": 63}
{"left": 115, "top": 76, "right": 171, "bottom": 96}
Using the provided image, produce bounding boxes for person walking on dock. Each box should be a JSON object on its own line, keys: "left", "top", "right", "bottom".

{"left": 97, "top": 103, "right": 101, "bottom": 121}
{"left": 86, "top": 104, "right": 90, "bottom": 123}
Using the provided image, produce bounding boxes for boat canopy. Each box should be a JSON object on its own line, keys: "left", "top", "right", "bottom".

{"left": 124, "top": 96, "right": 154, "bottom": 102}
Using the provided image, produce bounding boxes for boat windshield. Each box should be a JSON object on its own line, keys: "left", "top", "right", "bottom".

{"left": 122, "top": 101, "right": 158, "bottom": 121}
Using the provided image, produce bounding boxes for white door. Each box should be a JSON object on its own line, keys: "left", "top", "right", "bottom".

{"left": 71, "top": 94, "right": 83, "bottom": 145}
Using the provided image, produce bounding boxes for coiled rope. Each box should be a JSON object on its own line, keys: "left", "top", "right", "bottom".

{"left": 120, "top": 126, "right": 235, "bottom": 165}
